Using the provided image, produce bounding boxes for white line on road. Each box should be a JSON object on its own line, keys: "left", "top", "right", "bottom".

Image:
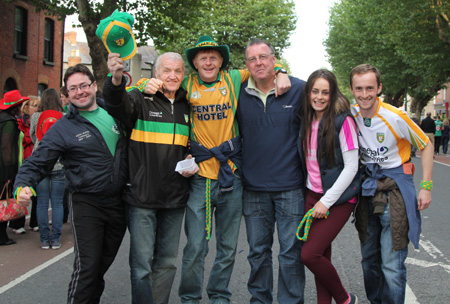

{"left": 406, "top": 257, "right": 450, "bottom": 274}
{"left": 0, "top": 247, "right": 73, "bottom": 294}
{"left": 406, "top": 284, "right": 420, "bottom": 304}
{"left": 419, "top": 239, "right": 450, "bottom": 263}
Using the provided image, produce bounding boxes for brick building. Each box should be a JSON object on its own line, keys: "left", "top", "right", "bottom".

{"left": 0, "top": 0, "right": 64, "bottom": 98}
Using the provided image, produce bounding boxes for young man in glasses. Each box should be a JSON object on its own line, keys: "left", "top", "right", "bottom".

{"left": 15, "top": 64, "right": 128, "bottom": 304}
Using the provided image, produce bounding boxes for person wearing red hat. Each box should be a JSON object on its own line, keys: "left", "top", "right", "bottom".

{"left": 0, "top": 90, "right": 28, "bottom": 245}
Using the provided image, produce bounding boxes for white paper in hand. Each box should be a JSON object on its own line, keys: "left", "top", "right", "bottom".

{"left": 175, "top": 157, "right": 196, "bottom": 174}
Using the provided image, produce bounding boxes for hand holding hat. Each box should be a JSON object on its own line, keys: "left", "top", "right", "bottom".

{"left": 96, "top": 9, "right": 137, "bottom": 61}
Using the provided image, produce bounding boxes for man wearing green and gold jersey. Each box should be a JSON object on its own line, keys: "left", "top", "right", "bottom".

{"left": 147, "top": 35, "right": 291, "bottom": 304}
{"left": 104, "top": 52, "right": 198, "bottom": 304}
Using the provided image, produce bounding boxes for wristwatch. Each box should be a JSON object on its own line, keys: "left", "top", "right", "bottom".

{"left": 276, "top": 68, "right": 288, "bottom": 76}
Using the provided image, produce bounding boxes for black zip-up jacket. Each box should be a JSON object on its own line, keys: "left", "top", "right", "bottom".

{"left": 103, "top": 76, "right": 190, "bottom": 209}
{"left": 14, "top": 99, "right": 128, "bottom": 196}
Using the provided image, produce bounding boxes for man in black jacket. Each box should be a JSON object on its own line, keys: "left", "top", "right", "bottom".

{"left": 420, "top": 112, "right": 436, "bottom": 147}
{"left": 15, "top": 64, "right": 128, "bottom": 304}
{"left": 104, "top": 52, "right": 198, "bottom": 304}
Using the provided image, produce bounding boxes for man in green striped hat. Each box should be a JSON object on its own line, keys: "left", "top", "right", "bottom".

{"left": 103, "top": 51, "right": 198, "bottom": 304}
{"left": 144, "top": 34, "right": 292, "bottom": 304}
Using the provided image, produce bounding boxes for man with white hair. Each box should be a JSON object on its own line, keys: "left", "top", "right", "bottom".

{"left": 104, "top": 52, "right": 198, "bottom": 304}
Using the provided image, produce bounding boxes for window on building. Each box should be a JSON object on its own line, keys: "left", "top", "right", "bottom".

{"left": 14, "top": 7, "right": 27, "bottom": 56}
{"left": 38, "top": 83, "right": 48, "bottom": 98}
{"left": 44, "top": 18, "right": 54, "bottom": 63}
{"left": 4, "top": 78, "right": 18, "bottom": 94}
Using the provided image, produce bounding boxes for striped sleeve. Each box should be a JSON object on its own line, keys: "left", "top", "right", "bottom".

{"left": 388, "top": 105, "right": 430, "bottom": 150}
{"left": 339, "top": 116, "right": 359, "bottom": 153}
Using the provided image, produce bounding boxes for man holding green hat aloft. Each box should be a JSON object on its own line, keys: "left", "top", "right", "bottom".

{"left": 147, "top": 34, "right": 291, "bottom": 304}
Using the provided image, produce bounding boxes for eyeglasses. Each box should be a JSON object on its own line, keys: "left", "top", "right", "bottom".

{"left": 245, "top": 54, "right": 273, "bottom": 63}
{"left": 68, "top": 81, "right": 94, "bottom": 94}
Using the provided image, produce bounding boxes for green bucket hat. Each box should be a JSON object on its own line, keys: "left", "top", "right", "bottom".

{"left": 96, "top": 9, "right": 137, "bottom": 61}
{"left": 185, "top": 35, "right": 230, "bottom": 71}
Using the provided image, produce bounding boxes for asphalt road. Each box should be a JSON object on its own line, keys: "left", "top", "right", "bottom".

{"left": 1, "top": 155, "right": 449, "bottom": 303}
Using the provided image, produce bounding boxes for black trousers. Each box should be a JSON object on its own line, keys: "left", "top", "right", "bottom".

{"left": 435, "top": 136, "right": 441, "bottom": 153}
{"left": 67, "top": 192, "right": 126, "bottom": 304}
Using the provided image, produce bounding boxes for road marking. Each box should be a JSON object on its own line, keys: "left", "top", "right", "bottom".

{"left": 419, "top": 239, "right": 450, "bottom": 263}
{"left": 0, "top": 248, "right": 73, "bottom": 294}
{"left": 406, "top": 284, "right": 420, "bottom": 303}
{"left": 406, "top": 238, "right": 450, "bottom": 275}
{"left": 404, "top": 237, "right": 450, "bottom": 303}
{"left": 406, "top": 257, "right": 450, "bottom": 274}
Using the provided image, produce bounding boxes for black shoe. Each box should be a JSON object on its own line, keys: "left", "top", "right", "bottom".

{"left": 348, "top": 293, "right": 358, "bottom": 304}
{"left": 0, "top": 239, "right": 17, "bottom": 246}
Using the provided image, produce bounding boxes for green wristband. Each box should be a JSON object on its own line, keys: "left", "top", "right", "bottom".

{"left": 420, "top": 180, "right": 433, "bottom": 191}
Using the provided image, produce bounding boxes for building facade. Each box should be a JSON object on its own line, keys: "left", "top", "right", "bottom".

{"left": 0, "top": 0, "right": 64, "bottom": 98}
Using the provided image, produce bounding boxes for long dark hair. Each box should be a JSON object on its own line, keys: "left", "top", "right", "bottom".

{"left": 301, "top": 69, "right": 350, "bottom": 167}
{"left": 37, "top": 88, "right": 63, "bottom": 112}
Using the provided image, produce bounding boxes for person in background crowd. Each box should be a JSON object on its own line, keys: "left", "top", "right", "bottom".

{"left": 104, "top": 51, "right": 198, "bottom": 304}
{"left": 15, "top": 64, "right": 128, "bottom": 303}
{"left": 29, "top": 88, "right": 65, "bottom": 250}
{"left": 17, "top": 95, "right": 40, "bottom": 231}
{"left": 441, "top": 118, "right": 449, "bottom": 154}
{"left": 299, "top": 69, "right": 359, "bottom": 304}
{"left": 434, "top": 116, "right": 442, "bottom": 155}
{"left": 0, "top": 90, "right": 28, "bottom": 245}
{"left": 60, "top": 86, "right": 70, "bottom": 113}
{"left": 237, "top": 39, "right": 306, "bottom": 304}
{"left": 349, "top": 64, "right": 433, "bottom": 304}
{"left": 410, "top": 116, "right": 419, "bottom": 157}
{"left": 420, "top": 112, "right": 435, "bottom": 147}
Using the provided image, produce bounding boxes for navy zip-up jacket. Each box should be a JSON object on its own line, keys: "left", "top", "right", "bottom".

{"left": 14, "top": 99, "right": 128, "bottom": 196}
{"left": 237, "top": 76, "right": 305, "bottom": 191}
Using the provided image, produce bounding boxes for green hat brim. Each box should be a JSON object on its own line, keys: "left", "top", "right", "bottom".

{"left": 96, "top": 10, "right": 137, "bottom": 61}
{"left": 101, "top": 21, "right": 137, "bottom": 61}
{"left": 185, "top": 44, "right": 230, "bottom": 71}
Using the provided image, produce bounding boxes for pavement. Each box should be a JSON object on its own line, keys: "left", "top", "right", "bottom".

{"left": 0, "top": 220, "right": 74, "bottom": 287}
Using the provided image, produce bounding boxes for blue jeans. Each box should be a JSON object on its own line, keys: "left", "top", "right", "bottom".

{"left": 360, "top": 202, "right": 408, "bottom": 304}
{"left": 127, "top": 205, "right": 185, "bottom": 304}
{"left": 179, "top": 173, "right": 242, "bottom": 304}
{"left": 442, "top": 136, "right": 449, "bottom": 154}
{"left": 36, "top": 170, "right": 65, "bottom": 243}
{"left": 243, "top": 189, "right": 305, "bottom": 304}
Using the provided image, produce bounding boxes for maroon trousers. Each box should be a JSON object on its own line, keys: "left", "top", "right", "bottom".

{"left": 301, "top": 189, "right": 355, "bottom": 304}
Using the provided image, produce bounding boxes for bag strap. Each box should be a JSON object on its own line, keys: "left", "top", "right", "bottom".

{"left": 1, "top": 180, "right": 11, "bottom": 199}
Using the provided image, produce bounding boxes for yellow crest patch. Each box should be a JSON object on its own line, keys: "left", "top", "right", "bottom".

{"left": 114, "top": 37, "right": 125, "bottom": 47}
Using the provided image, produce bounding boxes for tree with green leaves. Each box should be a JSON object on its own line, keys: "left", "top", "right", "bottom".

{"left": 8, "top": 0, "right": 296, "bottom": 88}
{"left": 325, "top": 0, "right": 450, "bottom": 119}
